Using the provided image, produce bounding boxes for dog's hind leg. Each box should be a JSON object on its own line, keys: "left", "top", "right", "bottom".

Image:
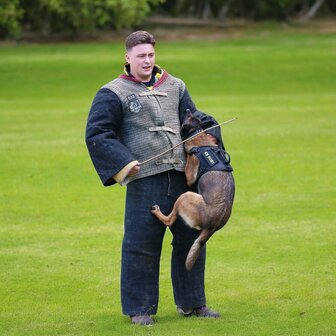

{"left": 152, "top": 191, "right": 205, "bottom": 228}
{"left": 151, "top": 204, "right": 177, "bottom": 227}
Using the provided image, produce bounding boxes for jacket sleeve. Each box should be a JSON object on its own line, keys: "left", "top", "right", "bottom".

{"left": 85, "top": 88, "right": 136, "bottom": 186}
{"left": 178, "top": 87, "right": 225, "bottom": 149}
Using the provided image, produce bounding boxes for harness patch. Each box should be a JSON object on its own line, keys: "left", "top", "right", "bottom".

{"left": 202, "top": 150, "right": 218, "bottom": 167}
{"left": 189, "top": 146, "right": 233, "bottom": 181}
{"left": 127, "top": 94, "right": 142, "bottom": 113}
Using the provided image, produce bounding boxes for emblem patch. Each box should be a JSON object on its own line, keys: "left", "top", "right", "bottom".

{"left": 127, "top": 94, "right": 142, "bottom": 113}
{"left": 202, "top": 151, "right": 218, "bottom": 167}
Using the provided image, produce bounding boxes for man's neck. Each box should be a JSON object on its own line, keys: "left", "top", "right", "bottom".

{"left": 141, "top": 74, "right": 155, "bottom": 87}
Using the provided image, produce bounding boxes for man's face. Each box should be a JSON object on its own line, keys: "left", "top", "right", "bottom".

{"left": 125, "top": 43, "right": 155, "bottom": 82}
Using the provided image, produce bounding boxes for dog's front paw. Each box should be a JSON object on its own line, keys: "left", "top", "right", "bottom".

{"left": 151, "top": 205, "right": 160, "bottom": 214}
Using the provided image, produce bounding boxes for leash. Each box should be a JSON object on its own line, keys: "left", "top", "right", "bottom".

{"left": 139, "top": 117, "right": 237, "bottom": 166}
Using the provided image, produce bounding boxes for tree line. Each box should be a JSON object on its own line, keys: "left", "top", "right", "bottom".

{"left": 1, "top": 0, "right": 335, "bottom": 39}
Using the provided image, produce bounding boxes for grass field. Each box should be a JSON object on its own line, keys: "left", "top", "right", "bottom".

{"left": 0, "top": 27, "right": 335, "bottom": 335}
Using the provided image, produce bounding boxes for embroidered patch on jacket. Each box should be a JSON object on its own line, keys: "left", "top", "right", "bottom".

{"left": 127, "top": 94, "right": 142, "bottom": 113}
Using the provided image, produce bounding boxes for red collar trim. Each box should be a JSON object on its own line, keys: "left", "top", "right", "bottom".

{"left": 153, "top": 70, "right": 168, "bottom": 88}
{"left": 119, "top": 74, "right": 139, "bottom": 82}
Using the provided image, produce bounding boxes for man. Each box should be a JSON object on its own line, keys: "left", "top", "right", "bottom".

{"left": 86, "top": 31, "right": 221, "bottom": 325}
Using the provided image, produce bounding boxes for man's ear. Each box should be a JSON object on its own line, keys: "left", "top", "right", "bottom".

{"left": 125, "top": 52, "right": 130, "bottom": 63}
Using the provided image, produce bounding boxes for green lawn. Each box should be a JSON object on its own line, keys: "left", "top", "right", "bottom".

{"left": 0, "top": 29, "right": 335, "bottom": 335}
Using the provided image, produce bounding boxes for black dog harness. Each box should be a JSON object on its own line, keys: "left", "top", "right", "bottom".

{"left": 189, "top": 146, "right": 233, "bottom": 181}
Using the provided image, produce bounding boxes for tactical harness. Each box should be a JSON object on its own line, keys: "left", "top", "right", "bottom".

{"left": 189, "top": 146, "right": 233, "bottom": 181}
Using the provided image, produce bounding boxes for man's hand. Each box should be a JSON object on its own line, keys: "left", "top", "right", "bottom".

{"left": 128, "top": 163, "right": 140, "bottom": 177}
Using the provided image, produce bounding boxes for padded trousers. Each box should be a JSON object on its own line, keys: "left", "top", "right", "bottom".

{"left": 121, "top": 170, "right": 206, "bottom": 316}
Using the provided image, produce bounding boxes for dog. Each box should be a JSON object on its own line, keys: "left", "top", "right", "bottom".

{"left": 151, "top": 111, "right": 235, "bottom": 270}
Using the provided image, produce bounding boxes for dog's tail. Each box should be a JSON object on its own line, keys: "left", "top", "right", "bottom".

{"left": 185, "top": 229, "right": 214, "bottom": 271}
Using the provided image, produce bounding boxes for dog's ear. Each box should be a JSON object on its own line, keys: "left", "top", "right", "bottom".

{"left": 186, "top": 109, "right": 193, "bottom": 119}
{"left": 181, "top": 110, "right": 203, "bottom": 140}
{"left": 180, "top": 123, "right": 192, "bottom": 140}
{"left": 183, "top": 110, "right": 202, "bottom": 126}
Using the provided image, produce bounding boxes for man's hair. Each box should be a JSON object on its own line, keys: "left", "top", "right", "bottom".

{"left": 125, "top": 31, "right": 156, "bottom": 51}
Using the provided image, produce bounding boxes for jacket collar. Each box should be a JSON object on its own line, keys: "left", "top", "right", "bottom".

{"left": 119, "top": 64, "right": 168, "bottom": 89}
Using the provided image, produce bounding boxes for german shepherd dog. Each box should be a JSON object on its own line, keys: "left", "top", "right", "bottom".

{"left": 151, "top": 112, "right": 235, "bottom": 270}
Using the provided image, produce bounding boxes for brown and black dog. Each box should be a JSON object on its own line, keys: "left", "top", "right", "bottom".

{"left": 151, "top": 112, "right": 235, "bottom": 270}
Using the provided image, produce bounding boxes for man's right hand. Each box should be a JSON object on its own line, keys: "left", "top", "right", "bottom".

{"left": 127, "top": 163, "right": 140, "bottom": 177}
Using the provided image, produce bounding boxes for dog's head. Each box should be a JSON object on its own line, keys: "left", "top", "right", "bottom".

{"left": 180, "top": 110, "right": 203, "bottom": 140}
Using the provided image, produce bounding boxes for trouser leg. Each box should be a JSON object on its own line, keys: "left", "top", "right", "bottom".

{"left": 167, "top": 172, "right": 206, "bottom": 310}
{"left": 170, "top": 218, "right": 206, "bottom": 310}
{"left": 121, "top": 173, "right": 169, "bottom": 316}
{"left": 120, "top": 170, "right": 206, "bottom": 315}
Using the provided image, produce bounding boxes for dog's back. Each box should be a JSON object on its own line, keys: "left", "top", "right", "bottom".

{"left": 198, "top": 170, "right": 235, "bottom": 231}
{"left": 184, "top": 170, "right": 234, "bottom": 270}
{"left": 182, "top": 115, "right": 235, "bottom": 270}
